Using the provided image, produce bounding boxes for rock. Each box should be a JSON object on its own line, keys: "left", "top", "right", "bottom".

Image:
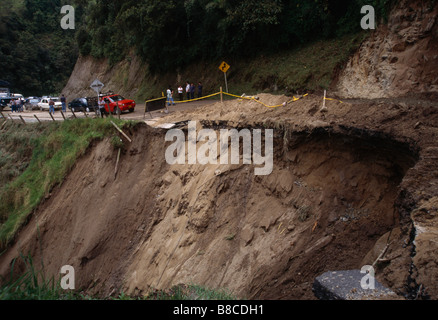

{"left": 313, "top": 270, "right": 398, "bottom": 300}
{"left": 240, "top": 228, "right": 254, "bottom": 246}
{"left": 392, "top": 42, "right": 407, "bottom": 52}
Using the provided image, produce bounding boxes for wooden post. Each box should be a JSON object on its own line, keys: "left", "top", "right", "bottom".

{"left": 114, "top": 148, "right": 121, "bottom": 180}
{"left": 224, "top": 72, "right": 228, "bottom": 93}
{"left": 220, "top": 87, "right": 223, "bottom": 103}
{"left": 110, "top": 120, "right": 132, "bottom": 143}
{"left": 144, "top": 101, "right": 147, "bottom": 119}
{"left": 60, "top": 111, "right": 66, "bottom": 120}
{"left": 49, "top": 112, "right": 56, "bottom": 122}
{"left": 34, "top": 115, "right": 41, "bottom": 124}
{"left": 83, "top": 111, "right": 88, "bottom": 118}
{"left": 71, "top": 110, "right": 77, "bottom": 119}
{"left": 0, "top": 119, "right": 8, "bottom": 130}
{"left": 320, "top": 90, "right": 328, "bottom": 112}
{"left": 323, "top": 90, "right": 326, "bottom": 109}
{"left": 19, "top": 115, "right": 26, "bottom": 125}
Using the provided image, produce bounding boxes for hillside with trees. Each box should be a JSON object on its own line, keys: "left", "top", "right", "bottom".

{"left": 1, "top": 0, "right": 392, "bottom": 97}
{"left": 0, "top": 0, "right": 78, "bottom": 96}
{"left": 76, "top": 0, "right": 391, "bottom": 71}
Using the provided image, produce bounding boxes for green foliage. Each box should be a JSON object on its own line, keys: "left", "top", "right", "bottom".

{"left": 0, "top": 253, "right": 96, "bottom": 300}
{"left": 0, "top": 118, "right": 120, "bottom": 248}
{"left": 0, "top": 256, "right": 236, "bottom": 300}
{"left": 0, "top": 0, "right": 79, "bottom": 96}
{"left": 145, "top": 284, "right": 237, "bottom": 300}
{"left": 1, "top": 0, "right": 398, "bottom": 95}
{"left": 75, "top": 0, "right": 395, "bottom": 74}
{"left": 0, "top": 122, "right": 49, "bottom": 186}
{"left": 0, "top": 253, "right": 72, "bottom": 300}
{"left": 110, "top": 135, "right": 124, "bottom": 149}
{"left": 335, "top": 0, "right": 393, "bottom": 36}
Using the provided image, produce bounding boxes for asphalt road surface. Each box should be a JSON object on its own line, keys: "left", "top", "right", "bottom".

{"left": 0, "top": 100, "right": 218, "bottom": 124}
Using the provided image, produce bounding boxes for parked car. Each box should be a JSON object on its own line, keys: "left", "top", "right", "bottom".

{"left": 0, "top": 96, "right": 12, "bottom": 111}
{"left": 0, "top": 87, "right": 12, "bottom": 111}
{"left": 68, "top": 97, "right": 98, "bottom": 113}
{"left": 25, "top": 97, "right": 41, "bottom": 110}
{"left": 38, "top": 97, "right": 62, "bottom": 111}
{"left": 100, "top": 94, "right": 136, "bottom": 114}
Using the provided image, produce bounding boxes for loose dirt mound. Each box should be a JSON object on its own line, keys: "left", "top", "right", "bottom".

{"left": 0, "top": 93, "right": 437, "bottom": 299}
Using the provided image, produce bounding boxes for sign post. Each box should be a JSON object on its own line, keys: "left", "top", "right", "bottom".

{"left": 90, "top": 79, "right": 104, "bottom": 116}
{"left": 219, "top": 61, "right": 230, "bottom": 93}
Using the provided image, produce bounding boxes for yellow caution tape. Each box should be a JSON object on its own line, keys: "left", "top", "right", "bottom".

{"left": 174, "top": 92, "right": 221, "bottom": 104}
{"left": 146, "top": 91, "right": 309, "bottom": 109}
{"left": 324, "top": 97, "right": 343, "bottom": 103}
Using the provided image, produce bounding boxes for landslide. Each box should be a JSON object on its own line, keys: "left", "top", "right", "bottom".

{"left": 336, "top": 0, "right": 438, "bottom": 98}
{"left": 1, "top": 92, "right": 437, "bottom": 300}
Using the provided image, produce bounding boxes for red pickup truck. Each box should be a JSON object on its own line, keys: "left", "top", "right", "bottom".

{"left": 101, "top": 94, "right": 136, "bottom": 114}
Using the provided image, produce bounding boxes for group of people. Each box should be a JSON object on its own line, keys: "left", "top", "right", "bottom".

{"left": 9, "top": 95, "right": 67, "bottom": 115}
{"left": 10, "top": 99, "right": 24, "bottom": 113}
{"left": 167, "top": 81, "right": 203, "bottom": 106}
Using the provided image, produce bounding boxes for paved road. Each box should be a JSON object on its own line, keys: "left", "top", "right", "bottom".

{"left": 0, "top": 100, "right": 218, "bottom": 124}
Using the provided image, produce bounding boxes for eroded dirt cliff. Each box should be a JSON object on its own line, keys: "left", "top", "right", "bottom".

{"left": 1, "top": 93, "right": 436, "bottom": 300}
{"left": 336, "top": 0, "right": 438, "bottom": 98}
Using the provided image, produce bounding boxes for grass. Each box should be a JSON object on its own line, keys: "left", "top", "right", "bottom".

{"left": 0, "top": 253, "right": 82, "bottom": 300}
{"left": 0, "top": 254, "right": 236, "bottom": 300}
{"left": 229, "top": 32, "right": 368, "bottom": 95}
{"left": 144, "top": 284, "right": 237, "bottom": 301}
{"left": 0, "top": 117, "right": 132, "bottom": 249}
{"left": 0, "top": 122, "right": 50, "bottom": 187}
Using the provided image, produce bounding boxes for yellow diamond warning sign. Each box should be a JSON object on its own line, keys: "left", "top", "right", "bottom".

{"left": 219, "top": 61, "right": 230, "bottom": 73}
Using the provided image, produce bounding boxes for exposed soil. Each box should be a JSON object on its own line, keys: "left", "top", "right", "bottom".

{"left": 336, "top": 0, "right": 438, "bottom": 99}
{"left": 0, "top": 91, "right": 437, "bottom": 300}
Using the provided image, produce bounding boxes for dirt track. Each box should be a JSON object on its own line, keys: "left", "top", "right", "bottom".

{"left": 0, "top": 92, "right": 437, "bottom": 300}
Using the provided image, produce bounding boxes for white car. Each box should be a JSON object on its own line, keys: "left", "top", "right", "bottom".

{"left": 38, "top": 97, "right": 62, "bottom": 111}
{"left": 12, "top": 93, "right": 24, "bottom": 99}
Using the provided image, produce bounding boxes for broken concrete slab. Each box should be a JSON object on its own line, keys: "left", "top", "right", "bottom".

{"left": 313, "top": 270, "right": 399, "bottom": 300}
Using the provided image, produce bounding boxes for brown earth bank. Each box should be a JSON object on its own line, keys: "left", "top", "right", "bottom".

{"left": 335, "top": 0, "right": 438, "bottom": 99}
{"left": 0, "top": 92, "right": 437, "bottom": 300}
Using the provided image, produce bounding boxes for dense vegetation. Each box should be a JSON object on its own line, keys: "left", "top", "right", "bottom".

{"left": 0, "top": 0, "right": 394, "bottom": 96}
{"left": 0, "top": 0, "right": 79, "bottom": 96}
{"left": 77, "top": 0, "right": 393, "bottom": 72}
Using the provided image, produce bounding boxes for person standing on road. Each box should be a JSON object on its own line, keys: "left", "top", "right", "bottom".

{"left": 11, "top": 99, "right": 16, "bottom": 113}
{"left": 16, "top": 99, "right": 21, "bottom": 112}
{"left": 190, "top": 83, "right": 195, "bottom": 100}
{"left": 186, "top": 82, "right": 191, "bottom": 101}
{"left": 98, "top": 97, "right": 106, "bottom": 118}
{"left": 49, "top": 98, "right": 55, "bottom": 115}
{"left": 167, "top": 87, "right": 175, "bottom": 106}
{"left": 178, "top": 85, "right": 184, "bottom": 101}
{"left": 61, "top": 94, "right": 67, "bottom": 113}
{"left": 198, "top": 82, "right": 203, "bottom": 99}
